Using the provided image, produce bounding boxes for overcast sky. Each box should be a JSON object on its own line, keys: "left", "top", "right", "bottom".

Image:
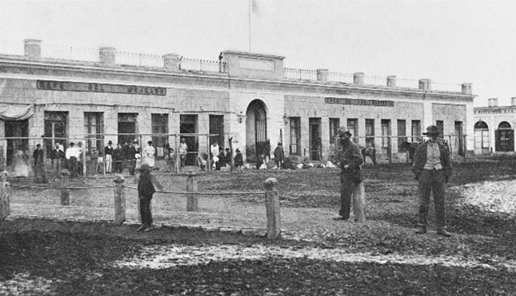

{"left": 0, "top": 0, "right": 514, "bottom": 107}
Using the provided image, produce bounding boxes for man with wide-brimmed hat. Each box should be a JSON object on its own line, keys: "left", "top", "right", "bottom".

{"left": 333, "top": 126, "right": 364, "bottom": 221}
{"left": 136, "top": 162, "right": 164, "bottom": 232}
{"left": 412, "top": 125, "right": 453, "bottom": 237}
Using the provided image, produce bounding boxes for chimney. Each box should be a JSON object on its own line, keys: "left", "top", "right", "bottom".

{"left": 511, "top": 97, "right": 516, "bottom": 106}
{"left": 419, "top": 79, "right": 431, "bottom": 91}
{"left": 24, "top": 39, "right": 42, "bottom": 59}
{"left": 99, "top": 47, "right": 116, "bottom": 65}
{"left": 353, "top": 72, "right": 364, "bottom": 84}
{"left": 163, "top": 54, "right": 181, "bottom": 71}
{"left": 386, "top": 75, "right": 396, "bottom": 87}
{"left": 316, "top": 69, "right": 328, "bottom": 83}
{"left": 461, "top": 83, "right": 472, "bottom": 95}
{"left": 488, "top": 98, "right": 498, "bottom": 107}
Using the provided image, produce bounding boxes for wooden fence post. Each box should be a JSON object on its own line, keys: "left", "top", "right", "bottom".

{"left": 0, "top": 171, "right": 10, "bottom": 222}
{"left": 113, "top": 175, "right": 126, "bottom": 225}
{"left": 60, "top": 169, "right": 70, "bottom": 206}
{"left": 264, "top": 178, "right": 281, "bottom": 239}
{"left": 353, "top": 181, "right": 366, "bottom": 222}
{"left": 186, "top": 171, "right": 198, "bottom": 212}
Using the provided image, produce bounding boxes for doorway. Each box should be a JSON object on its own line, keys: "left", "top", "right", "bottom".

{"left": 309, "top": 118, "right": 321, "bottom": 160}
{"left": 180, "top": 114, "right": 198, "bottom": 165}
{"left": 245, "top": 100, "right": 268, "bottom": 162}
{"left": 5, "top": 119, "right": 29, "bottom": 166}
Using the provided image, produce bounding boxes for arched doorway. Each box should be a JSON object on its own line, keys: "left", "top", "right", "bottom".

{"left": 474, "top": 121, "right": 489, "bottom": 154}
{"left": 245, "top": 100, "right": 268, "bottom": 162}
{"left": 495, "top": 121, "right": 514, "bottom": 152}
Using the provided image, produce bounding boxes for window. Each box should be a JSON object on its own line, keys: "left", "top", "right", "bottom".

{"left": 436, "top": 120, "right": 444, "bottom": 137}
{"left": 118, "top": 113, "right": 138, "bottom": 145}
{"left": 84, "top": 112, "right": 103, "bottom": 155}
{"left": 152, "top": 113, "right": 168, "bottom": 148}
{"left": 397, "top": 119, "right": 407, "bottom": 152}
{"left": 44, "top": 111, "right": 68, "bottom": 156}
{"left": 180, "top": 114, "right": 198, "bottom": 165}
{"left": 289, "top": 117, "right": 301, "bottom": 155}
{"left": 411, "top": 120, "right": 421, "bottom": 142}
{"left": 365, "top": 119, "right": 375, "bottom": 147}
{"left": 329, "top": 118, "right": 340, "bottom": 144}
{"left": 347, "top": 118, "right": 358, "bottom": 143}
{"left": 209, "top": 115, "right": 224, "bottom": 148}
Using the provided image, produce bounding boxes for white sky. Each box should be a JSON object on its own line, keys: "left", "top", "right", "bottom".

{"left": 0, "top": 0, "right": 514, "bottom": 107}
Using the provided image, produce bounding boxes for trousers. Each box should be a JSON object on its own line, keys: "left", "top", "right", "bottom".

{"left": 340, "top": 175, "right": 359, "bottom": 219}
{"left": 139, "top": 194, "right": 153, "bottom": 226}
{"left": 418, "top": 169, "right": 447, "bottom": 229}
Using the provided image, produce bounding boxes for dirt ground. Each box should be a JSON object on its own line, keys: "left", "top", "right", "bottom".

{"left": 1, "top": 156, "right": 516, "bottom": 295}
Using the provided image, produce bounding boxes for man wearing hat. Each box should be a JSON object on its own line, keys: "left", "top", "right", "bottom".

{"left": 334, "top": 126, "right": 364, "bottom": 221}
{"left": 273, "top": 142, "right": 285, "bottom": 169}
{"left": 104, "top": 141, "right": 114, "bottom": 173}
{"left": 65, "top": 142, "right": 79, "bottom": 178}
{"left": 136, "top": 162, "right": 164, "bottom": 232}
{"left": 412, "top": 125, "right": 453, "bottom": 237}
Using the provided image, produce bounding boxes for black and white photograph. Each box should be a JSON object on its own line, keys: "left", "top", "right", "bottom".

{"left": 0, "top": 0, "right": 515, "bottom": 294}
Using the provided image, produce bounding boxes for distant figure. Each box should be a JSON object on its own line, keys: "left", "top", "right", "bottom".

{"left": 179, "top": 138, "right": 188, "bottom": 168}
{"left": 77, "top": 142, "right": 84, "bottom": 176}
{"left": 113, "top": 143, "right": 125, "bottom": 173}
{"left": 210, "top": 141, "right": 220, "bottom": 170}
{"left": 136, "top": 163, "right": 164, "bottom": 232}
{"left": 89, "top": 147, "right": 99, "bottom": 175}
{"left": 33, "top": 144, "right": 46, "bottom": 183}
{"left": 234, "top": 148, "right": 244, "bottom": 168}
{"left": 127, "top": 139, "right": 139, "bottom": 175}
{"left": 197, "top": 152, "right": 208, "bottom": 171}
{"left": 273, "top": 143, "right": 285, "bottom": 169}
{"left": 65, "top": 142, "right": 80, "bottom": 179}
{"left": 166, "top": 144, "right": 176, "bottom": 171}
{"left": 401, "top": 141, "right": 420, "bottom": 164}
{"left": 50, "top": 143, "right": 65, "bottom": 171}
{"left": 104, "top": 141, "right": 114, "bottom": 173}
{"left": 360, "top": 143, "right": 377, "bottom": 166}
{"left": 143, "top": 141, "right": 156, "bottom": 168}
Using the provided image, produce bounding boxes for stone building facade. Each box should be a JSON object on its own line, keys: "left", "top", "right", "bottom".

{"left": 0, "top": 39, "right": 475, "bottom": 167}
{"left": 473, "top": 98, "right": 516, "bottom": 154}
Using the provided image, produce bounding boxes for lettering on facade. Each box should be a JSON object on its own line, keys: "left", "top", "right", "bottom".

{"left": 36, "top": 80, "right": 167, "bottom": 96}
{"left": 325, "top": 97, "right": 394, "bottom": 107}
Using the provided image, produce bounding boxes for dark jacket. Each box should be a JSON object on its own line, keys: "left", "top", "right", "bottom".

{"left": 273, "top": 146, "right": 285, "bottom": 161}
{"left": 339, "top": 139, "right": 364, "bottom": 181}
{"left": 411, "top": 141, "right": 452, "bottom": 181}
{"left": 113, "top": 147, "right": 124, "bottom": 162}
{"left": 50, "top": 148, "right": 65, "bottom": 160}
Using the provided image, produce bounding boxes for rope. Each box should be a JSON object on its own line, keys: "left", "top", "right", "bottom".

{"left": 10, "top": 184, "right": 112, "bottom": 190}
{"left": 124, "top": 185, "right": 263, "bottom": 196}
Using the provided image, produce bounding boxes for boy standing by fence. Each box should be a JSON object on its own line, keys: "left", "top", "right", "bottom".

{"left": 136, "top": 162, "right": 164, "bottom": 232}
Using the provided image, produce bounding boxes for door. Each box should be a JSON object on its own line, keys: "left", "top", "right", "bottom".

{"left": 454, "top": 121, "right": 464, "bottom": 156}
{"left": 246, "top": 100, "right": 267, "bottom": 161}
{"left": 5, "top": 120, "right": 29, "bottom": 166}
{"left": 44, "top": 111, "right": 67, "bottom": 158}
{"left": 180, "top": 114, "right": 198, "bottom": 165}
{"left": 118, "top": 113, "right": 138, "bottom": 145}
{"left": 309, "top": 118, "right": 321, "bottom": 160}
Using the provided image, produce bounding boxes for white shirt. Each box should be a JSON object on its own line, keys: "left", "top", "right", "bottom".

{"left": 66, "top": 146, "right": 80, "bottom": 159}
{"left": 179, "top": 142, "right": 188, "bottom": 155}
{"left": 211, "top": 144, "right": 219, "bottom": 157}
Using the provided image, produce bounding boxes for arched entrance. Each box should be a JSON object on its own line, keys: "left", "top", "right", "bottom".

{"left": 245, "top": 100, "right": 268, "bottom": 162}
{"left": 474, "top": 121, "right": 489, "bottom": 154}
{"left": 495, "top": 121, "right": 514, "bottom": 152}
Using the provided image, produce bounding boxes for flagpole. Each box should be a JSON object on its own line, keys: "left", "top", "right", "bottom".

{"left": 248, "top": 0, "right": 252, "bottom": 52}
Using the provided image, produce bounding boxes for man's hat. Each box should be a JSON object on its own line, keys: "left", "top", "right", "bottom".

{"left": 236, "top": 148, "right": 240, "bottom": 152}
{"left": 278, "top": 142, "right": 282, "bottom": 146}
{"left": 69, "top": 142, "right": 75, "bottom": 146}
{"left": 148, "top": 141, "right": 153, "bottom": 145}
{"left": 423, "top": 125, "right": 440, "bottom": 135}
{"left": 337, "top": 126, "right": 352, "bottom": 137}
{"left": 138, "top": 163, "right": 151, "bottom": 171}
{"left": 108, "top": 141, "right": 112, "bottom": 145}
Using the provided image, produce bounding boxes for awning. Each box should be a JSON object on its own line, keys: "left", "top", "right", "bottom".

{"left": 0, "top": 105, "right": 34, "bottom": 121}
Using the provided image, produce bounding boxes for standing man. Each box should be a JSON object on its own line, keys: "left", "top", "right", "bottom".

{"left": 333, "top": 126, "right": 364, "bottom": 221}
{"left": 113, "top": 143, "right": 125, "bottom": 173}
{"left": 76, "top": 142, "right": 84, "bottom": 177}
{"left": 210, "top": 141, "right": 219, "bottom": 170}
{"left": 65, "top": 142, "right": 79, "bottom": 179}
{"left": 412, "top": 125, "right": 453, "bottom": 237}
{"left": 50, "top": 143, "right": 64, "bottom": 171}
{"left": 127, "top": 140, "right": 139, "bottom": 175}
{"left": 104, "top": 141, "right": 114, "bottom": 173}
{"left": 136, "top": 163, "right": 164, "bottom": 232}
{"left": 273, "top": 142, "right": 285, "bottom": 169}
{"left": 179, "top": 138, "right": 188, "bottom": 168}
{"left": 143, "top": 141, "right": 156, "bottom": 168}
{"left": 33, "top": 144, "right": 46, "bottom": 183}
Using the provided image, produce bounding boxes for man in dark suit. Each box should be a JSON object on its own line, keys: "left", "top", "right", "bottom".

{"left": 333, "top": 126, "right": 364, "bottom": 221}
{"left": 412, "top": 125, "right": 453, "bottom": 237}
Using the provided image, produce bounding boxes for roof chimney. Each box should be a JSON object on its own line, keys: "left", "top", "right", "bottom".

{"left": 24, "top": 39, "right": 41, "bottom": 59}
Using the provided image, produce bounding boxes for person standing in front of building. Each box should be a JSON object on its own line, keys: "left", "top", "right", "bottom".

{"left": 77, "top": 142, "right": 84, "bottom": 177}
{"left": 210, "top": 141, "right": 219, "bottom": 170}
{"left": 33, "top": 143, "right": 46, "bottom": 183}
{"left": 412, "top": 125, "right": 453, "bottom": 237}
{"left": 65, "top": 142, "right": 79, "bottom": 179}
{"left": 136, "top": 163, "right": 164, "bottom": 232}
{"left": 273, "top": 142, "right": 285, "bottom": 169}
{"left": 113, "top": 143, "right": 125, "bottom": 173}
{"left": 143, "top": 141, "right": 156, "bottom": 168}
{"left": 104, "top": 141, "right": 114, "bottom": 173}
{"left": 333, "top": 126, "right": 364, "bottom": 221}
{"left": 179, "top": 138, "right": 188, "bottom": 169}
{"left": 50, "top": 143, "right": 64, "bottom": 171}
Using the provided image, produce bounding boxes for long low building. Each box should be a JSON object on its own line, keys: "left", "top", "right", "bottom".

{"left": 0, "top": 39, "right": 475, "bottom": 167}
{"left": 473, "top": 98, "right": 516, "bottom": 154}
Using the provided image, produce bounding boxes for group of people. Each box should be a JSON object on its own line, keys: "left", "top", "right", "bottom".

{"left": 333, "top": 124, "right": 453, "bottom": 237}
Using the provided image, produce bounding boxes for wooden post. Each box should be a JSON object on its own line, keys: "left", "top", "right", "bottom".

{"left": 113, "top": 175, "right": 126, "bottom": 225}
{"left": 175, "top": 134, "right": 180, "bottom": 174}
{"left": 186, "top": 170, "right": 198, "bottom": 211}
{"left": 60, "top": 169, "right": 70, "bottom": 206}
{"left": 207, "top": 134, "right": 211, "bottom": 172}
{"left": 264, "top": 178, "right": 281, "bottom": 239}
{"left": 352, "top": 181, "right": 366, "bottom": 222}
{"left": 0, "top": 171, "right": 10, "bottom": 222}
